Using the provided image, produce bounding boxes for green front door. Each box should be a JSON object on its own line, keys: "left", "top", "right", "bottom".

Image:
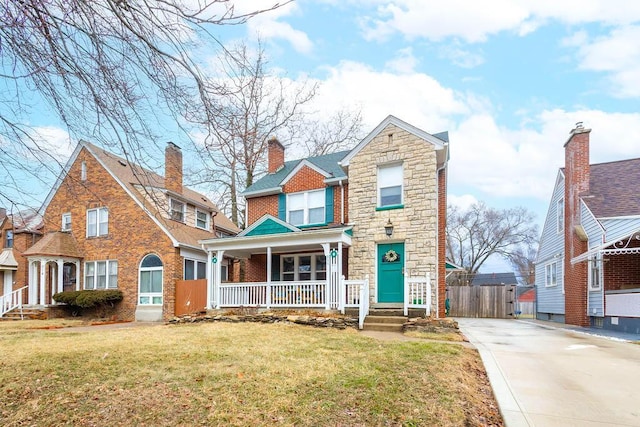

{"left": 377, "top": 242, "right": 404, "bottom": 303}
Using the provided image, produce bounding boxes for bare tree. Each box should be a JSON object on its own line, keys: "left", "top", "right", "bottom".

{"left": 194, "top": 40, "right": 363, "bottom": 226}
{"left": 510, "top": 245, "right": 537, "bottom": 286}
{"left": 446, "top": 202, "right": 539, "bottom": 275}
{"left": 0, "top": 0, "right": 287, "bottom": 211}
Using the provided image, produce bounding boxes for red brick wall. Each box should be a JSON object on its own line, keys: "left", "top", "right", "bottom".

{"left": 268, "top": 139, "right": 285, "bottom": 173}
{"left": 44, "top": 147, "right": 180, "bottom": 321}
{"left": 246, "top": 194, "right": 279, "bottom": 225}
{"left": 0, "top": 219, "right": 41, "bottom": 299}
{"left": 282, "top": 165, "right": 326, "bottom": 193}
{"left": 164, "top": 143, "right": 183, "bottom": 194}
{"left": 246, "top": 254, "right": 267, "bottom": 282}
{"left": 604, "top": 253, "right": 640, "bottom": 291}
{"left": 334, "top": 183, "right": 348, "bottom": 224}
{"left": 564, "top": 127, "right": 591, "bottom": 327}
{"left": 437, "top": 167, "right": 447, "bottom": 318}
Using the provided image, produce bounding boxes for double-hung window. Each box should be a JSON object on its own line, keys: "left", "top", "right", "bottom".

{"left": 378, "top": 163, "right": 403, "bottom": 208}
{"left": 87, "top": 207, "right": 108, "bottom": 237}
{"left": 85, "top": 260, "right": 118, "bottom": 289}
{"left": 557, "top": 198, "right": 564, "bottom": 233}
{"left": 589, "top": 254, "right": 602, "bottom": 291}
{"left": 195, "top": 209, "right": 209, "bottom": 230}
{"left": 170, "top": 199, "right": 185, "bottom": 222}
{"left": 287, "top": 190, "right": 325, "bottom": 226}
{"left": 545, "top": 261, "right": 559, "bottom": 287}
{"left": 280, "top": 253, "right": 327, "bottom": 281}
{"left": 62, "top": 213, "right": 72, "bottom": 231}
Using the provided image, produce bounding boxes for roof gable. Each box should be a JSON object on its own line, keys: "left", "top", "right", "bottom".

{"left": 340, "top": 115, "right": 447, "bottom": 167}
{"left": 279, "top": 159, "right": 331, "bottom": 187}
{"left": 239, "top": 215, "right": 300, "bottom": 237}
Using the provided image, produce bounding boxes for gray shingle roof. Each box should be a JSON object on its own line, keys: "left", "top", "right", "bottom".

{"left": 244, "top": 150, "right": 350, "bottom": 195}
{"left": 471, "top": 272, "right": 518, "bottom": 286}
{"left": 582, "top": 157, "right": 640, "bottom": 218}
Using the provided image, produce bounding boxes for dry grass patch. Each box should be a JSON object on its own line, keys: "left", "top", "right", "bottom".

{"left": 404, "top": 330, "right": 466, "bottom": 342}
{"left": 0, "top": 321, "right": 501, "bottom": 426}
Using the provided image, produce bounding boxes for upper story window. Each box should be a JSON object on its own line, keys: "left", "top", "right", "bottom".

{"left": 170, "top": 199, "right": 185, "bottom": 222}
{"left": 81, "top": 161, "right": 87, "bottom": 181}
{"left": 5, "top": 230, "right": 13, "bottom": 248}
{"left": 195, "top": 209, "right": 209, "bottom": 230}
{"left": 287, "top": 190, "right": 325, "bottom": 226}
{"left": 62, "top": 213, "right": 72, "bottom": 231}
{"left": 378, "top": 163, "right": 403, "bottom": 208}
{"left": 557, "top": 198, "right": 564, "bottom": 233}
{"left": 87, "top": 207, "right": 108, "bottom": 237}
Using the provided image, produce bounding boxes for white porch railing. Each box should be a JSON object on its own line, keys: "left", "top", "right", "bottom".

{"left": 1, "top": 286, "right": 27, "bottom": 318}
{"left": 343, "top": 276, "right": 369, "bottom": 329}
{"left": 218, "top": 281, "right": 327, "bottom": 308}
{"left": 404, "top": 274, "right": 431, "bottom": 317}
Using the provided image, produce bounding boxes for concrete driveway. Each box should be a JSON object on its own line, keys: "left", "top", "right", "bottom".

{"left": 457, "top": 318, "right": 640, "bottom": 427}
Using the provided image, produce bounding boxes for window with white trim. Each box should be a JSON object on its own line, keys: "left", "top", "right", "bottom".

{"left": 86, "top": 207, "right": 108, "bottom": 237}
{"left": 5, "top": 230, "right": 13, "bottom": 249}
{"left": 557, "top": 198, "right": 564, "bottom": 233}
{"left": 84, "top": 260, "right": 118, "bottom": 289}
{"left": 281, "top": 253, "right": 327, "bottom": 281}
{"left": 184, "top": 259, "right": 207, "bottom": 280}
{"left": 81, "top": 161, "right": 87, "bottom": 181}
{"left": 545, "top": 261, "right": 559, "bottom": 287}
{"left": 139, "top": 254, "right": 163, "bottom": 305}
{"left": 62, "top": 213, "right": 72, "bottom": 231}
{"left": 378, "top": 163, "right": 403, "bottom": 207}
{"left": 169, "top": 199, "right": 185, "bottom": 222}
{"left": 195, "top": 209, "right": 209, "bottom": 230}
{"left": 287, "top": 190, "right": 325, "bottom": 226}
{"left": 589, "top": 254, "right": 602, "bottom": 291}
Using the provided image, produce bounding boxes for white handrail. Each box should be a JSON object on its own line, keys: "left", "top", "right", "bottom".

{"left": 0, "top": 286, "right": 27, "bottom": 318}
{"left": 404, "top": 274, "right": 431, "bottom": 317}
{"left": 358, "top": 276, "right": 370, "bottom": 329}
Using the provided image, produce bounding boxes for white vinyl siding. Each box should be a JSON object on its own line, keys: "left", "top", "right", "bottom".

{"left": 557, "top": 198, "right": 564, "bottom": 233}
{"left": 86, "top": 207, "right": 108, "bottom": 237}
{"left": 287, "top": 190, "right": 325, "bottom": 226}
{"left": 378, "top": 163, "right": 403, "bottom": 207}
{"left": 589, "top": 254, "right": 602, "bottom": 291}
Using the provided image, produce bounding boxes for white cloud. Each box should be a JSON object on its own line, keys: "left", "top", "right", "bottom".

{"left": 448, "top": 194, "right": 479, "bottom": 209}
{"left": 384, "top": 47, "right": 418, "bottom": 74}
{"left": 439, "top": 45, "right": 485, "bottom": 69}
{"left": 358, "top": 0, "right": 640, "bottom": 43}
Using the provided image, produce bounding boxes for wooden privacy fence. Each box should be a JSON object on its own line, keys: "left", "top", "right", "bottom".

{"left": 447, "top": 285, "right": 515, "bottom": 318}
{"left": 175, "top": 279, "right": 207, "bottom": 316}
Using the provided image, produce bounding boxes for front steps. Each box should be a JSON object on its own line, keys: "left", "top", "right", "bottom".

{"left": 362, "top": 308, "right": 407, "bottom": 332}
{"left": 0, "top": 306, "right": 47, "bottom": 321}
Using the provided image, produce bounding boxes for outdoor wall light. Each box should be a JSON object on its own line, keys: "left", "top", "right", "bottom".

{"left": 384, "top": 219, "right": 394, "bottom": 237}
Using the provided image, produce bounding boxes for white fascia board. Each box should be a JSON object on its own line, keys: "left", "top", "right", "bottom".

{"left": 200, "top": 227, "right": 353, "bottom": 252}
{"left": 84, "top": 143, "right": 181, "bottom": 247}
{"left": 242, "top": 187, "right": 282, "bottom": 198}
{"left": 340, "top": 115, "right": 445, "bottom": 167}
{"left": 238, "top": 214, "right": 300, "bottom": 237}
{"left": 324, "top": 176, "right": 348, "bottom": 185}
{"left": 279, "top": 160, "right": 331, "bottom": 186}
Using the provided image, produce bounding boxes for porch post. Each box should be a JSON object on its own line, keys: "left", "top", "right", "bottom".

{"left": 75, "top": 261, "right": 81, "bottom": 291}
{"left": 56, "top": 259, "right": 64, "bottom": 301}
{"left": 39, "top": 259, "right": 46, "bottom": 305}
{"left": 266, "top": 246, "right": 272, "bottom": 308}
{"left": 205, "top": 250, "right": 213, "bottom": 309}
{"left": 321, "top": 243, "right": 331, "bottom": 310}
{"left": 338, "top": 242, "right": 344, "bottom": 313}
{"left": 215, "top": 250, "right": 225, "bottom": 309}
{"left": 28, "top": 260, "right": 36, "bottom": 305}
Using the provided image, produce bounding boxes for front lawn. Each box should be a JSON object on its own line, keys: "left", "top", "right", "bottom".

{"left": 0, "top": 320, "right": 501, "bottom": 426}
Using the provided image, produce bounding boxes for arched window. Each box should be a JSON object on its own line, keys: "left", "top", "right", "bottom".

{"left": 139, "top": 254, "right": 163, "bottom": 305}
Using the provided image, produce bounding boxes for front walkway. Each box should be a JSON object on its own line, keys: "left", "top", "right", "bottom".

{"left": 458, "top": 318, "right": 640, "bottom": 427}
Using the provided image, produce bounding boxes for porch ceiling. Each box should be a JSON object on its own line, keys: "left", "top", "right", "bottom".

{"left": 199, "top": 226, "right": 352, "bottom": 259}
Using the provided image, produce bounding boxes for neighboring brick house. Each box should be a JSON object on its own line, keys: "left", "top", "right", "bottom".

{"left": 0, "top": 208, "right": 43, "bottom": 313}
{"left": 201, "top": 115, "right": 450, "bottom": 318}
{"left": 20, "top": 141, "right": 238, "bottom": 321}
{"left": 536, "top": 123, "right": 640, "bottom": 334}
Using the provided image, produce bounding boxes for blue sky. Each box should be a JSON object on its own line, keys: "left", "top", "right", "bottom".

{"left": 6, "top": 1, "right": 640, "bottom": 272}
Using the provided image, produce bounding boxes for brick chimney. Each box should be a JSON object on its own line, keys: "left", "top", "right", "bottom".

{"left": 165, "top": 142, "right": 183, "bottom": 194}
{"left": 563, "top": 122, "right": 591, "bottom": 327}
{"left": 267, "top": 137, "right": 285, "bottom": 173}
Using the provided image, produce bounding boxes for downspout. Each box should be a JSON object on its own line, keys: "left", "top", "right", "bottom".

{"left": 339, "top": 180, "right": 345, "bottom": 224}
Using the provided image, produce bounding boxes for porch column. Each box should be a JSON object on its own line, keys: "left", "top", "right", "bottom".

{"left": 214, "top": 250, "right": 225, "bottom": 309}
{"left": 39, "top": 259, "right": 46, "bottom": 306}
{"left": 321, "top": 244, "right": 331, "bottom": 310}
{"left": 205, "top": 250, "right": 213, "bottom": 309}
{"left": 56, "top": 259, "right": 64, "bottom": 301}
{"left": 337, "top": 242, "right": 344, "bottom": 313}
{"left": 28, "top": 260, "right": 36, "bottom": 305}
{"left": 75, "top": 261, "right": 81, "bottom": 291}
{"left": 266, "top": 246, "right": 272, "bottom": 308}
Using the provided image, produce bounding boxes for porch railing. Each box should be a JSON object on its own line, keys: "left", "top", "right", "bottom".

{"left": 404, "top": 274, "right": 431, "bottom": 317}
{"left": 0, "top": 286, "right": 27, "bottom": 318}
{"left": 343, "top": 276, "right": 369, "bottom": 329}
{"left": 218, "top": 281, "right": 327, "bottom": 308}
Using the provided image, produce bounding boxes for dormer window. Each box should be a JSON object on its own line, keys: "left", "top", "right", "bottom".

{"left": 170, "top": 199, "right": 185, "bottom": 222}
{"left": 195, "top": 209, "right": 210, "bottom": 230}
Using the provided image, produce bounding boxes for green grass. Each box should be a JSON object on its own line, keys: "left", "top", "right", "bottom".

{"left": 0, "top": 320, "right": 501, "bottom": 426}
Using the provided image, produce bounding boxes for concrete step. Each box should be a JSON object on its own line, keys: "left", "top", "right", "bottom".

{"left": 362, "top": 322, "right": 404, "bottom": 333}
{"left": 1, "top": 308, "right": 46, "bottom": 320}
{"left": 364, "top": 315, "right": 407, "bottom": 324}
{"left": 368, "top": 308, "right": 405, "bottom": 317}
